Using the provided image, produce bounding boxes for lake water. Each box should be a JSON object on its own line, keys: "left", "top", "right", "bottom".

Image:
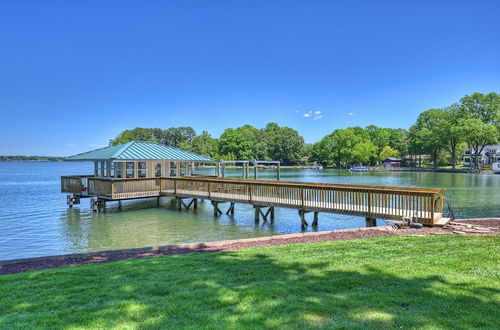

{"left": 0, "top": 162, "right": 498, "bottom": 261}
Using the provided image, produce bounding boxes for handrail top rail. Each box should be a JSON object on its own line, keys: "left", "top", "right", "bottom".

{"left": 181, "top": 176, "right": 444, "bottom": 194}
{"left": 61, "top": 175, "right": 95, "bottom": 179}
{"left": 79, "top": 175, "right": 444, "bottom": 195}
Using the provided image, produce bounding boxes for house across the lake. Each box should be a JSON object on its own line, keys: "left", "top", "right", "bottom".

{"left": 462, "top": 144, "right": 500, "bottom": 167}
{"left": 382, "top": 158, "right": 402, "bottom": 169}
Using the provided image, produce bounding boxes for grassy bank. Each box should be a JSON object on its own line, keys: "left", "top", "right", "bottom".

{"left": 1, "top": 235, "right": 499, "bottom": 329}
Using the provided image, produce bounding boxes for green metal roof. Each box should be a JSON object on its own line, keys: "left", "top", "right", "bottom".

{"left": 66, "top": 141, "right": 214, "bottom": 162}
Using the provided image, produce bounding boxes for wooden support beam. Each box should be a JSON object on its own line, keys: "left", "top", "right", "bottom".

{"left": 177, "top": 198, "right": 198, "bottom": 210}
{"left": 312, "top": 211, "right": 319, "bottom": 227}
{"left": 225, "top": 202, "right": 235, "bottom": 215}
{"left": 91, "top": 197, "right": 106, "bottom": 212}
{"left": 299, "top": 210, "right": 308, "bottom": 228}
{"left": 211, "top": 201, "right": 223, "bottom": 216}
{"left": 253, "top": 205, "right": 274, "bottom": 223}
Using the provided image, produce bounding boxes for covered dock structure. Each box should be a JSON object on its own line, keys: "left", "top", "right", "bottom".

{"left": 62, "top": 142, "right": 449, "bottom": 227}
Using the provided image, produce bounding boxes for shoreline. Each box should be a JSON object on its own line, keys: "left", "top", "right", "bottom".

{"left": 1, "top": 218, "right": 498, "bottom": 275}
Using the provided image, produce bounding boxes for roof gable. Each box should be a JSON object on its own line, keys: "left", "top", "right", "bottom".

{"left": 66, "top": 141, "right": 213, "bottom": 162}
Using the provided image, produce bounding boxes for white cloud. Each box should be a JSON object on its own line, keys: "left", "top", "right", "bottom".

{"left": 302, "top": 110, "right": 323, "bottom": 120}
{"left": 65, "top": 143, "right": 77, "bottom": 146}
{"left": 88, "top": 144, "right": 107, "bottom": 148}
{"left": 347, "top": 112, "right": 356, "bottom": 116}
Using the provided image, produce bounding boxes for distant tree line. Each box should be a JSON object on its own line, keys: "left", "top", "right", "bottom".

{"left": 111, "top": 92, "right": 500, "bottom": 168}
{"left": 111, "top": 123, "right": 305, "bottom": 165}
{"left": 0, "top": 155, "right": 65, "bottom": 161}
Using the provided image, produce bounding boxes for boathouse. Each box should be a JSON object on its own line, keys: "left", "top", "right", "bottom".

{"left": 62, "top": 141, "right": 450, "bottom": 227}
{"left": 65, "top": 141, "right": 213, "bottom": 179}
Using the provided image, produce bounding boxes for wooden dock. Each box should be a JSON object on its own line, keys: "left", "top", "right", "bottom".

{"left": 62, "top": 175, "right": 448, "bottom": 227}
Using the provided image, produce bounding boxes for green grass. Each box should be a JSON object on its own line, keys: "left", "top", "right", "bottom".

{"left": 1, "top": 235, "right": 499, "bottom": 329}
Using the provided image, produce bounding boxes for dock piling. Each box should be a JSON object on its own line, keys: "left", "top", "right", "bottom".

{"left": 91, "top": 197, "right": 106, "bottom": 212}
{"left": 254, "top": 205, "right": 274, "bottom": 223}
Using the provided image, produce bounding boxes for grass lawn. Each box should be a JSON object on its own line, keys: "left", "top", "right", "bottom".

{"left": 1, "top": 235, "right": 499, "bottom": 329}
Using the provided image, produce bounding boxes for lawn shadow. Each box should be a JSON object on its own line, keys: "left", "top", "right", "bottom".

{"left": 0, "top": 239, "right": 499, "bottom": 329}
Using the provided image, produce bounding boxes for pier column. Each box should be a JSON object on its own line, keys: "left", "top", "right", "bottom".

{"left": 312, "top": 211, "right": 319, "bottom": 227}
{"left": 66, "top": 194, "right": 80, "bottom": 207}
{"left": 365, "top": 217, "right": 377, "bottom": 227}
{"left": 212, "top": 201, "right": 223, "bottom": 216}
{"left": 91, "top": 197, "right": 106, "bottom": 212}
{"left": 299, "top": 210, "right": 308, "bottom": 228}
{"left": 254, "top": 205, "right": 274, "bottom": 223}
{"left": 225, "top": 202, "right": 235, "bottom": 215}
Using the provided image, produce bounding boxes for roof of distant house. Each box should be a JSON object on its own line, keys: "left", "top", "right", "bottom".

{"left": 66, "top": 141, "right": 214, "bottom": 162}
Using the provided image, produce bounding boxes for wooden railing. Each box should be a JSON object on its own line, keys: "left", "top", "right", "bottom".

{"left": 67, "top": 176, "right": 444, "bottom": 225}
{"left": 61, "top": 175, "right": 94, "bottom": 194}
{"left": 171, "top": 177, "right": 444, "bottom": 225}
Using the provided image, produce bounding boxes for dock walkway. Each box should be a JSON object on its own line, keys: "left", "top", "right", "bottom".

{"left": 62, "top": 176, "right": 448, "bottom": 226}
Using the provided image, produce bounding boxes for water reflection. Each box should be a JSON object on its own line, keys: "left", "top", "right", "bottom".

{"left": 58, "top": 197, "right": 282, "bottom": 254}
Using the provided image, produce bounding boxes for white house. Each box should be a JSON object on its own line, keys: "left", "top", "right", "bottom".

{"left": 462, "top": 144, "right": 500, "bottom": 167}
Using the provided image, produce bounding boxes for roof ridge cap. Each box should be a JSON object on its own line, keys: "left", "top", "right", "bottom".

{"left": 111, "top": 141, "right": 135, "bottom": 159}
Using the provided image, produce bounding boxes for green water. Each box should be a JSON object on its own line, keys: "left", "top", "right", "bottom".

{"left": 0, "top": 162, "right": 498, "bottom": 261}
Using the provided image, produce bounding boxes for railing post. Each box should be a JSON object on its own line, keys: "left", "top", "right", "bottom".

{"left": 208, "top": 181, "right": 211, "bottom": 199}
{"left": 300, "top": 187, "right": 304, "bottom": 210}
{"left": 174, "top": 179, "right": 177, "bottom": 196}
{"left": 439, "top": 191, "right": 444, "bottom": 213}
{"left": 430, "top": 194, "right": 435, "bottom": 224}
{"left": 368, "top": 192, "right": 372, "bottom": 216}
{"left": 248, "top": 183, "right": 252, "bottom": 203}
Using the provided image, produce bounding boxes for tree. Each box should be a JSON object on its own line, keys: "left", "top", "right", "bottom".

{"left": 409, "top": 109, "right": 448, "bottom": 168}
{"left": 379, "top": 146, "right": 400, "bottom": 160}
{"left": 111, "top": 127, "right": 196, "bottom": 147}
{"left": 438, "top": 104, "right": 464, "bottom": 169}
{"left": 387, "top": 128, "right": 410, "bottom": 157}
{"left": 263, "top": 122, "right": 305, "bottom": 164}
{"left": 112, "top": 128, "right": 164, "bottom": 145}
{"left": 366, "top": 125, "right": 390, "bottom": 153}
{"left": 458, "top": 118, "right": 499, "bottom": 171}
{"left": 311, "top": 127, "right": 374, "bottom": 167}
{"left": 460, "top": 92, "right": 500, "bottom": 124}
{"left": 163, "top": 127, "right": 196, "bottom": 147}
{"left": 351, "top": 141, "right": 378, "bottom": 165}
{"left": 310, "top": 136, "right": 337, "bottom": 165}
{"left": 218, "top": 125, "right": 265, "bottom": 160}
{"left": 180, "top": 131, "right": 218, "bottom": 158}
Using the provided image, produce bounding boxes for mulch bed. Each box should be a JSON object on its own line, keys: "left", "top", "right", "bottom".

{"left": 1, "top": 219, "right": 499, "bottom": 275}
{"left": 453, "top": 218, "right": 500, "bottom": 228}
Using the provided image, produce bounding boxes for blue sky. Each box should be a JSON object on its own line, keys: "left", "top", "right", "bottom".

{"left": 1, "top": 0, "right": 499, "bottom": 156}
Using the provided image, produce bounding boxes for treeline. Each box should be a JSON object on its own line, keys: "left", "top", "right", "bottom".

{"left": 111, "top": 123, "right": 304, "bottom": 165}
{"left": 0, "top": 156, "right": 65, "bottom": 161}
{"left": 111, "top": 92, "right": 500, "bottom": 168}
{"left": 409, "top": 92, "right": 500, "bottom": 169}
